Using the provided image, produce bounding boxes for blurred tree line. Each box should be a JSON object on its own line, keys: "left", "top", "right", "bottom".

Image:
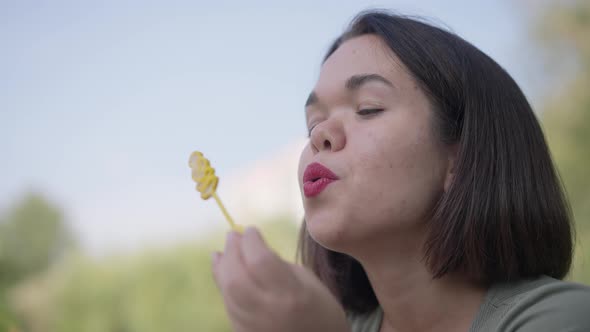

{"left": 539, "top": 0, "right": 590, "bottom": 281}
{"left": 18, "top": 219, "right": 297, "bottom": 332}
{"left": 0, "top": 1, "right": 589, "bottom": 331}
{"left": 0, "top": 192, "right": 299, "bottom": 332}
{"left": 0, "top": 193, "right": 76, "bottom": 331}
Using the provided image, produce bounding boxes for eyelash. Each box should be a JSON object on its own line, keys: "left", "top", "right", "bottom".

{"left": 306, "top": 108, "right": 384, "bottom": 137}
{"left": 356, "top": 108, "right": 384, "bottom": 116}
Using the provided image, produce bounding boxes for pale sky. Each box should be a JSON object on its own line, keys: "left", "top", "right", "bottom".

{"left": 0, "top": 0, "right": 549, "bottom": 255}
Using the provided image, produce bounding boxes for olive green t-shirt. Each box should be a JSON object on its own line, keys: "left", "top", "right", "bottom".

{"left": 348, "top": 275, "right": 590, "bottom": 332}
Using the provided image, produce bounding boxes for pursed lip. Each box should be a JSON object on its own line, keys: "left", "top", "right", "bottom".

{"left": 303, "top": 162, "right": 339, "bottom": 197}
{"left": 303, "top": 162, "right": 339, "bottom": 183}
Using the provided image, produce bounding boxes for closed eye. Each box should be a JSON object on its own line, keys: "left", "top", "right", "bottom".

{"left": 307, "top": 126, "right": 315, "bottom": 138}
{"left": 307, "top": 109, "right": 384, "bottom": 137}
{"left": 356, "top": 108, "right": 384, "bottom": 116}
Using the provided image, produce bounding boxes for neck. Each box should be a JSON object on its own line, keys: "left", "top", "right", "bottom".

{"left": 352, "top": 230, "right": 486, "bottom": 332}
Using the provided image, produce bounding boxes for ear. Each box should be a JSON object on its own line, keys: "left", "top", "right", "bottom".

{"left": 443, "top": 144, "right": 459, "bottom": 192}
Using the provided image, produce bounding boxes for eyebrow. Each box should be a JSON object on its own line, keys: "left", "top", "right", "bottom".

{"left": 305, "top": 73, "right": 394, "bottom": 107}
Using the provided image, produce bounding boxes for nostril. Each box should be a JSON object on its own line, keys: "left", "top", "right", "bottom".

{"left": 323, "top": 140, "right": 331, "bottom": 150}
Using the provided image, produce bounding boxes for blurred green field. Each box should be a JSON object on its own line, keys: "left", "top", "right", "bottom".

{"left": 2, "top": 213, "right": 299, "bottom": 332}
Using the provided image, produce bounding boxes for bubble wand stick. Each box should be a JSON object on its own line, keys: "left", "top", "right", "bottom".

{"left": 189, "top": 151, "right": 243, "bottom": 233}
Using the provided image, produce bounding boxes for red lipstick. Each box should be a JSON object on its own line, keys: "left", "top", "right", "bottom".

{"left": 303, "top": 162, "right": 339, "bottom": 197}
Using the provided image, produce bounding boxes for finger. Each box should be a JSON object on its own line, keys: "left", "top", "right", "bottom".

{"left": 224, "top": 294, "right": 264, "bottom": 332}
{"left": 216, "top": 231, "right": 262, "bottom": 308}
{"left": 220, "top": 231, "right": 244, "bottom": 274}
{"left": 214, "top": 232, "right": 245, "bottom": 292}
{"left": 211, "top": 251, "right": 222, "bottom": 290}
{"left": 241, "top": 227, "right": 290, "bottom": 287}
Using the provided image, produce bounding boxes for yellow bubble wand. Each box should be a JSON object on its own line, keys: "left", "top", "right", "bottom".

{"left": 188, "top": 151, "right": 243, "bottom": 233}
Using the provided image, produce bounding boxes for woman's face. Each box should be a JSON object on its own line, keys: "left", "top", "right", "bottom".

{"left": 298, "top": 34, "right": 454, "bottom": 253}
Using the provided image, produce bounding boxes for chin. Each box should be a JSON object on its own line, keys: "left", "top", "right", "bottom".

{"left": 305, "top": 211, "right": 354, "bottom": 253}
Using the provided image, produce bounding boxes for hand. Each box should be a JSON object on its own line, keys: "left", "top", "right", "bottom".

{"left": 212, "top": 227, "right": 350, "bottom": 332}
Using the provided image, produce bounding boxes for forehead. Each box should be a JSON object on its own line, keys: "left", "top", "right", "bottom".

{"left": 317, "top": 34, "right": 407, "bottom": 90}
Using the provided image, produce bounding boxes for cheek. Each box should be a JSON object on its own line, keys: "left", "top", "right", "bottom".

{"left": 350, "top": 131, "right": 446, "bottom": 224}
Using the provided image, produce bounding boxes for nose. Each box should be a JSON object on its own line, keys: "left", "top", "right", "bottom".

{"left": 309, "top": 118, "right": 346, "bottom": 154}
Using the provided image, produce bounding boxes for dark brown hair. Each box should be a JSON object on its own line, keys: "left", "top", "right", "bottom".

{"left": 297, "top": 10, "right": 574, "bottom": 315}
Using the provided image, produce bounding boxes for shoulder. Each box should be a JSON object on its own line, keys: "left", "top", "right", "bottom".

{"left": 478, "top": 275, "right": 590, "bottom": 332}
{"left": 347, "top": 306, "right": 383, "bottom": 332}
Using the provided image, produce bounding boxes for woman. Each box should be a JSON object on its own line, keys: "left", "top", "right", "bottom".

{"left": 212, "top": 10, "right": 590, "bottom": 332}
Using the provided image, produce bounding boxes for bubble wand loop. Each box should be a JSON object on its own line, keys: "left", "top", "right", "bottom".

{"left": 189, "top": 151, "right": 244, "bottom": 233}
